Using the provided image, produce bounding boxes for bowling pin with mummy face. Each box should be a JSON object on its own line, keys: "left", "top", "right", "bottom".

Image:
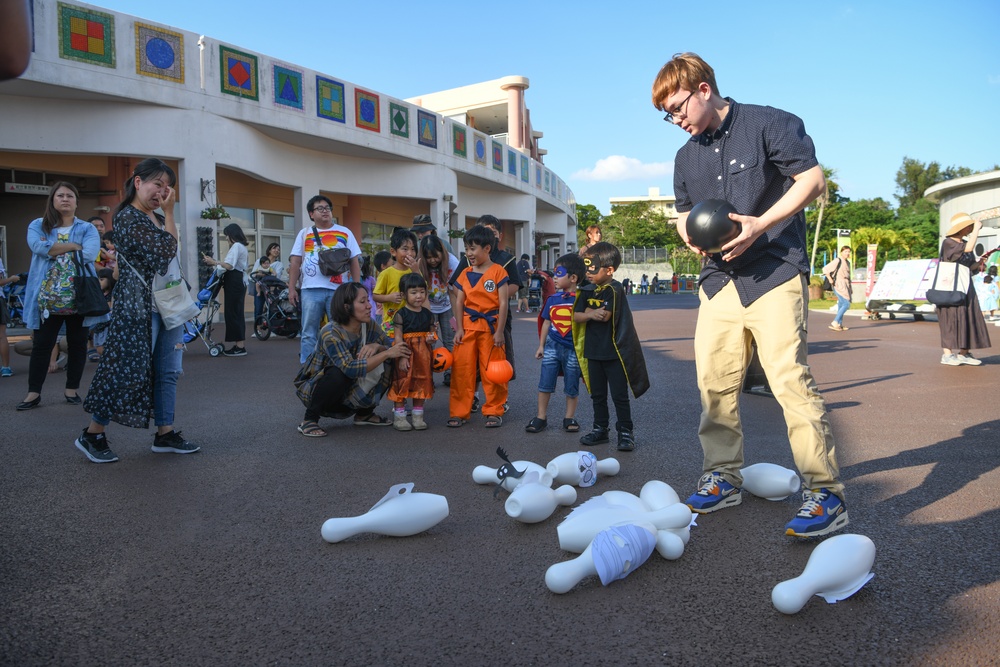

{"left": 321, "top": 483, "right": 449, "bottom": 543}
{"left": 558, "top": 501, "right": 692, "bottom": 553}
{"left": 546, "top": 452, "right": 620, "bottom": 487}
{"left": 771, "top": 534, "right": 876, "bottom": 614}
{"left": 740, "top": 463, "right": 801, "bottom": 501}
{"left": 545, "top": 522, "right": 657, "bottom": 594}
{"left": 505, "top": 473, "right": 577, "bottom": 523}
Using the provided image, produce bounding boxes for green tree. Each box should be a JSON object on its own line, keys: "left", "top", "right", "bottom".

{"left": 602, "top": 201, "right": 683, "bottom": 249}
{"left": 894, "top": 157, "right": 973, "bottom": 208}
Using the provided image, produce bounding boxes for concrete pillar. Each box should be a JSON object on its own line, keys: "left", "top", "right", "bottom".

{"left": 501, "top": 79, "right": 528, "bottom": 151}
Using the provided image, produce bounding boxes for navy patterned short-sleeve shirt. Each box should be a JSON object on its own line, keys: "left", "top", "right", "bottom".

{"left": 673, "top": 99, "right": 819, "bottom": 306}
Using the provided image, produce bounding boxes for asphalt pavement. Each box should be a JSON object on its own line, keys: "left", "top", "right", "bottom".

{"left": 1, "top": 293, "right": 998, "bottom": 666}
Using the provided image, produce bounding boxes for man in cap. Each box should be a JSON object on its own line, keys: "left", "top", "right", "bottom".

{"left": 411, "top": 214, "right": 455, "bottom": 257}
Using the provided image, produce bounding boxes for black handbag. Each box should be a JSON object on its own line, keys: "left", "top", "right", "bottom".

{"left": 925, "top": 259, "right": 969, "bottom": 307}
{"left": 71, "top": 252, "right": 110, "bottom": 317}
{"left": 312, "top": 227, "right": 353, "bottom": 276}
{"left": 821, "top": 259, "right": 841, "bottom": 291}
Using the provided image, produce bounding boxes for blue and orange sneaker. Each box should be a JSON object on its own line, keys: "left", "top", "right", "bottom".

{"left": 784, "top": 488, "right": 849, "bottom": 538}
{"left": 686, "top": 472, "right": 742, "bottom": 513}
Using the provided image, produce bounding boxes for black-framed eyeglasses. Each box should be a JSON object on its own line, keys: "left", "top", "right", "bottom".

{"left": 663, "top": 91, "right": 695, "bottom": 124}
{"left": 312, "top": 205, "right": 332, "bottom": 213}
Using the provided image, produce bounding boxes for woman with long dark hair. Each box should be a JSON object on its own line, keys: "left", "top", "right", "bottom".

{"left": 17, "top": 182, "right": 104, "bottom": 410}
{"left": 203, "top": 223, "right": 248, "bottom": 356}
{"left": 76, "top": 158, "right": 200, "bottom": 463}
{"left": 249, "top": 242, "right": 284, "bottom": 327}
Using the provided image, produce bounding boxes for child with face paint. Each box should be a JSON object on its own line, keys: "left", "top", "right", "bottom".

{"left": 525, "top": 254, "right": 586, "bottom": 434}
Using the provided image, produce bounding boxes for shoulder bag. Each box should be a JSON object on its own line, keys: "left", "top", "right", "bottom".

{"left": 70, "top": 252, "right": 110, "bottom": 317}
{"left": 312, "top": 227, "right": 353, "bottom": 277}
{"left": 121, "top": 253, "right": 201, "bottom": 329}
{"left": 821, "top": 259, "right": 841, "bottom": 291}
{"left": 925, "top": 259, "right": 970, "bottom": 307}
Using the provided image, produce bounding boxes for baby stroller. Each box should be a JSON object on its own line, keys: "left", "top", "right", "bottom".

{"left": 527, "top": 273, "right": 544, "bottom": 312}
{"left": 182, "top": 271, "right": 226, "bottom": 357}
{"left": 252, "top": 274, "right": 299, "bottom": 340}
{"left": 2, "top": 272, "right": 28, "bottom": 327}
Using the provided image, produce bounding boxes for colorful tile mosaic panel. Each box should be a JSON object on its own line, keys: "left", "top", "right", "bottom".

{"left": 452, "top": 124, "right": 467, "bottom": 158}
{"left": 536, "top": 165, "right": 542, "bottom": 188}
{"left": 544, "top": 170, "right": 550, "bottom": 193}
{"left": 417, "top": 110, "right": 437, "bottom": 148}
{"left": 389, "top": 103, "right": 409, "bottom": 138}
{"left": 135, "top": 22, "right": 183, "bottom": 83}
{"left": 273, "top": 64, "right": 303, "bottom": 110}
{"left": 220, "top": 45, "right": 258, "bottom": 100}
{"left": 316, "top": 76, "right": 346, "bottom": 123}
{"left": 58, "top": 2, "right": 115, "bottom": 68}
{"left": 492, "top": 140, "right": 503, "bottom": 172}
{"left": 520, "top": 155, "right": 529, "bottom": 183}
{"left": 473, "top": 132, "right": 487, "bottom": 166}
{"left": 355, "top": 89, "right": 380, "bottom": 132}
{"left": 507, "top": 149, "right": 517, "bottom": 176}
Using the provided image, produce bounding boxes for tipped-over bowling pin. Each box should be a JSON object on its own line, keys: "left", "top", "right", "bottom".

{"left": 546, "top": 451, "right": 620, "bottom": 487}
{"left": 321, "top": 483, "right": 449, "bottom": 543}
{"left": 740, "top": 463, "right": 801, "bottom": 501}
{"left": 472, "top": 461, "right": 552, "bottom": 491}
{"left": 639, "top": 480, "right": 681, "bottom": 510}
{"left": 505, "top": 474, "right": 577, "bottom": 523}
{"left": 546, "top": 522, "right": 657, "bottom": 594}
{"left": 558, "top": 502, "right": 692, "bottom": 553}
{"left": 771, "top": 534, "right": 876, "bottom": 614}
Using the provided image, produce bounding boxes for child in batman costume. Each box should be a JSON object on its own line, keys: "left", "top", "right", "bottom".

{"left": 572, "top": 242, "right": 649, "bottom": 451}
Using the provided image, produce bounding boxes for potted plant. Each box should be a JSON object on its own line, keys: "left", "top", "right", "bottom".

{"left": 447, "top": 229, "right": 466, "bottom": 239}
{"left": 808, "top": 274, "right": 825, "bottom": 301}
{"left": 538, "top": 244, "right": 550, "bottom": 251}
{"left": 200, "top": 205, "right": 230, "bottom": 220}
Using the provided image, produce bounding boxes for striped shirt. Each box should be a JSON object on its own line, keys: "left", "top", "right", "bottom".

{"left": 674, "top": 99, "right": 819, "bottom": 306}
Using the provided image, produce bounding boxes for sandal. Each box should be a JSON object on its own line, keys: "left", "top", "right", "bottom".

{"left": 562, "top": 418, "right": 580, "bottom": 433}
{"left": 485, "top": 415, "right": 503, "bottom": 428}
{"left": 297, "top": 421, "right": 327, "bottom": 437}
{"left": 88, "top": 350, "right": 101, "bottom": 362}
{"left": 447, "top": 417, "right": 467, "bottom": 428}
{"left": 353, "top": 413, "right": 391, "bottom": 426}
{"left": 525, "top": 417, "right": 548, "bottom": 433}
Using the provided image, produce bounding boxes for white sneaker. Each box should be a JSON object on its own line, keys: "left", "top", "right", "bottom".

{"left": 940, "top": 354, "right": 962, "bottom": 366}
{"left": 411, "top": 412, "right": 427, "bottom": 430}
{"left": 955, "top": 354, "right": 983, "bottom": 366}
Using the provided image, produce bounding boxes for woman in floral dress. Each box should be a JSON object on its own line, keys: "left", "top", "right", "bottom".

{"left": 76, "top": 158, "right": 200, "bottom": 463}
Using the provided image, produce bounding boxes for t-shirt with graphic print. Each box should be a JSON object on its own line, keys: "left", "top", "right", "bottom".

{"left": 290, "top": 224, "right": 362, "bottom": 291}
{"left": 541, "top": 291, "right": 576, "bottom": 350}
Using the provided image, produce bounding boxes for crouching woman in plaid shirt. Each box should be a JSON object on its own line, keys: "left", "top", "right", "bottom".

{"left": 294, "top": 282, "right": 410, "bottom": 437}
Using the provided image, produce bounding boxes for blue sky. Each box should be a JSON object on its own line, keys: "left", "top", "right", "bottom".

{"left": 98, "top": 0, "right": 1000, "bottom": 214}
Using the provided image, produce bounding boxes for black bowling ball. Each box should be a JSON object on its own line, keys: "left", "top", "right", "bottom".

{"left": 686, "top": 199, "right": 739, "bottom": 253}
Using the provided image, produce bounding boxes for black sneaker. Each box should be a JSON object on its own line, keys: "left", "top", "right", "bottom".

{"left": 223, "top": 346, "right": 247, "bottom": 357}
{"left": 443, "top": 371, "right": 451, "bottom": 386}
{"left": 471, "top": 396, "right": 481, "bottom": 413}
{"left": 616, "top": 429, "right": 636, "bottom": 451}
{"left": 75, "top": 428, "right": 118, "bottom": 463}
{"left": 151, "top": 430, "right": 201, "bottom": 454}
{"left": 580, "top": 427, "right": 610, "bottom": 447}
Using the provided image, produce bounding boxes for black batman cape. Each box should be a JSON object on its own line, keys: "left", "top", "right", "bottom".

{"left": 572, "top": 279, "right": 650, "bottom": 399}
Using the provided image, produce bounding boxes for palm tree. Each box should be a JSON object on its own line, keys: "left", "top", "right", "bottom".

{"left": 809, "top": 166, "right": 836, "bottom": 273}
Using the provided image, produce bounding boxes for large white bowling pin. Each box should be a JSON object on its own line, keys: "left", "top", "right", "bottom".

{"left": 771, "top": 534, "right": 876, "bottom": 614}
{"left": 558, "top": 502, "right": 692, "bottom": 553}
{"left": 505, "top": 474, "right": 577, "bottom": 523}
{"left": 545, "top": 522, "right": 657, "bottom": 594}
{"left": 599, "top": 490, "right": 649, "bottom": 513}
{"left": 740, "top": 463, "right": 801, "bottom": 501}
{"left": 472, "top": 461, "right": 553, "bottom": 491}
{"left": 546, "top": 452, "right": 620, "bottom": 487}
{"left": 639, "top": 480, "right": 681, "bottom": 510}
{"left": 321, "top": 483, "right": 449, "bottom": 543}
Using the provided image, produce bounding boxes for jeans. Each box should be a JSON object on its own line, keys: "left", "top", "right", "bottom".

{"left": 833, "top": 290, "right": 850, "bottom": 326}
{"left": 299, "top": 288, "right": 334, "bottom": 364}
{"left": 430, "top": 308, "right": 455, "bottom": 351}
{"left": 151, "top": 312, "right": 184, "bottom": 427}
{"left": 537, "top": 340, "right": 581, "bottom": 397}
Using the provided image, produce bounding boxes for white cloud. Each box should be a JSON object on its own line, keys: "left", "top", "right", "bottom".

{"left": 571, "top": 155, "right": 673, "bottom": 182}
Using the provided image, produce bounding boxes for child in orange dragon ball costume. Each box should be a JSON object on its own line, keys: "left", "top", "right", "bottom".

{"left": 448, "top": 225, "right": 509, "bottom": 428}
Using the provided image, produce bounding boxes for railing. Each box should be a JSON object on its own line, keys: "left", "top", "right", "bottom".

{"left": 620, "top": 247, "right": 672, "bottom": 264}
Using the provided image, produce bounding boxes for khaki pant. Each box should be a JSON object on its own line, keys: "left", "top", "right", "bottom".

{"left": 694, "top": 274, "right": 843, "bottom": 496}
